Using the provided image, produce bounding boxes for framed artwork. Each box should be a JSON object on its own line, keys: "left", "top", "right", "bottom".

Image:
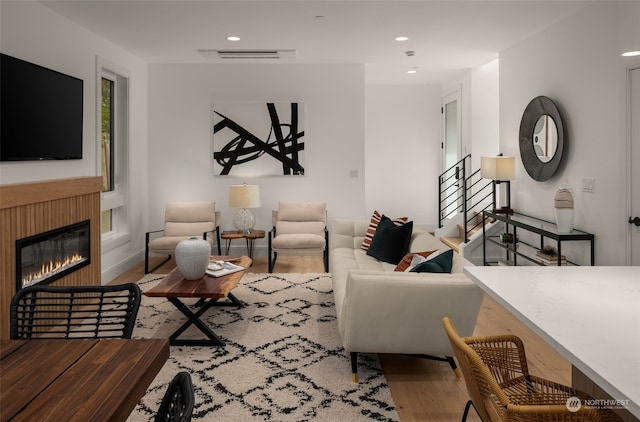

{"left": 213, "top": 102, "right": 305, "bottom": 176}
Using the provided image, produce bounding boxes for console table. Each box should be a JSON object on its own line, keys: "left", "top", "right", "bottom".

{"left": 483, "top": 211, "right": 595, "bottom": 266}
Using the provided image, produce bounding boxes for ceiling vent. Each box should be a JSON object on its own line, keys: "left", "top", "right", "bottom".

{"left": 198, "top": 49, "right": 296, "bottom": 60}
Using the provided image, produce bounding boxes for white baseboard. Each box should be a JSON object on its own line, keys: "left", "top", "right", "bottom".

{"left": 101, "top": 250, "right": 144, "bottom": 284}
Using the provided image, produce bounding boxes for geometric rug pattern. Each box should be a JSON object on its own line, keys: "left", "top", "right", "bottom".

{"left": 127, "top": 273, "right": 399, "bottom": 421}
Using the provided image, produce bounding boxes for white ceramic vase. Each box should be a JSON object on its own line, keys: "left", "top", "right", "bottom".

{"left": 175, "top": 237, "right": 211, "bottom": 279}
{"left": 554, "top": 208, "right": 574, "bottom": 233}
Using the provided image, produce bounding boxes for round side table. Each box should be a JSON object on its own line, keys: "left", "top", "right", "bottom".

{"left": 220, "top": 230, "right": 265, "bottom": 259}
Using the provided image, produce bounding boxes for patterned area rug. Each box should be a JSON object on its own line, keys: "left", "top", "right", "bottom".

{"left": 127, "top": 273, "right": 399, "bottom": 422}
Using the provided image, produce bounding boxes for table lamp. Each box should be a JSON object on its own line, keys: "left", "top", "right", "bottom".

{"left": 481, "top": 156, "right": 515, "bottom": 214}
{"left": 229, "top": 184, "right": 261, "bottom": 233}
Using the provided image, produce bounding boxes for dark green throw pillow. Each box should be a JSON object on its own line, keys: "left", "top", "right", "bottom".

{"left": 410, "top": 249, "right": 454, "bottom": 273}
{"left": 366, "top": 216, "right": 413, "bottom": 265}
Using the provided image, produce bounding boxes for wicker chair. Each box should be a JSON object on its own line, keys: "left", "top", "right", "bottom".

{"left": 442, "top": 317, "right": 622, "bottom": 422}
{"left": 10, "top": 283, "right": 141, "bottom": 339}
{"left": 155, "top": 371, "right": 195, "bottom": 422}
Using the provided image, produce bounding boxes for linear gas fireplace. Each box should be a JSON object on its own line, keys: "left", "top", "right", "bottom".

{"left": 16, "top": 220, "right": 91, "bottom": 291}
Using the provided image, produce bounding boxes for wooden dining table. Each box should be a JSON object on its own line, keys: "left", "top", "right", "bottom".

{"left": 0, "top": 338, "right": 169, "bottom": 422}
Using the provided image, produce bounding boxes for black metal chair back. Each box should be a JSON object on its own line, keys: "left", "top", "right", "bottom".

{"left": 155, "top": 371, "right": 195, "bottom": 422}
{"left": 10, "top": 283, "right": 141, "bottom": 339}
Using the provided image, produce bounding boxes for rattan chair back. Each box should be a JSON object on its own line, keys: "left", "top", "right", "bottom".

{"left": 155, "top": 371, "right": 195, "bottom": 422}
{"left": 443, "top": 316, "right": 496, "bottom": 421}
{"left": 10, "top": 283, "right": 141, "bottom": 339}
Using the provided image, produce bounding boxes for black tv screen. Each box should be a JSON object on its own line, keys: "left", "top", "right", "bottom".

{"left": 1, "top": 53, "right": 83, "bottom": 161}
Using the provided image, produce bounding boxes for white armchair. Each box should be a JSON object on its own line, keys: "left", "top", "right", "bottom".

{"left": 145, "top": 202, "right": 221, "bottom": 274}
{"left": 268, "top": 201, "right": 328, "bottom": 273}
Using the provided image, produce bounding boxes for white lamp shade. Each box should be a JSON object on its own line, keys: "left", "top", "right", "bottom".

{"left": 229, "top": 184, "right": 261, "bottom": 209}
{"left": 481, "top": 156, "right": 515, "bottom": 181}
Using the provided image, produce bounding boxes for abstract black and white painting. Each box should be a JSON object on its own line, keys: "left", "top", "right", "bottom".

{"left": 213, "top": 102, "right": 305, "bottom": 176}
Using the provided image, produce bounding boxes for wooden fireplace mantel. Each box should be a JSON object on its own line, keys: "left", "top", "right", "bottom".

{"left": 0, "top": 177, "right": 102, "bottom": 209}
{"left": 0, "top": 177, "right": 103, "bottom": 340}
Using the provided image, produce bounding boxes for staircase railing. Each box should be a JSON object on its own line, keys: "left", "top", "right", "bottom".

{"left": 438, "top": 154, "right": 495, "bottom": 243}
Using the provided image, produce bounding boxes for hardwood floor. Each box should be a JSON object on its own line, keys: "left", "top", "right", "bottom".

{"left": 112, "top": 255, "right": 571, "bottom": 422}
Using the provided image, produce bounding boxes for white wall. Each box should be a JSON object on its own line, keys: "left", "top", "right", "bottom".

{"left": 0, "top": 1, "right": 150, "bottom": 281}
{"left": 364, "top": 84, "right": 441, "bottom": 228}
{"left": 147, "top": 63, "right": 366, "bottom": 253}
{"left": 16, "top": 0, "right": 632, "bottom": 274}
{"left": 471, "top": 59, "right": 500, "bottom": 168}
{"left": 500, "top": 1, "right": 640, "bottom": 265}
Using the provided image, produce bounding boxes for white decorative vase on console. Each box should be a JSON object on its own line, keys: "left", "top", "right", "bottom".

{"left": 554, "top": 183, "right": 574, "bottom": 233}
{"left": 175, "top": 237, "right": 211, "bottom": 279}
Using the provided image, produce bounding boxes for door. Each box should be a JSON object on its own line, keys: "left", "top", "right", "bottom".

{"left": 630, "top": 66, "right": 640, "bottom": 265}
{"left": 441, "top": 90, "right": 461, "bottom": 218}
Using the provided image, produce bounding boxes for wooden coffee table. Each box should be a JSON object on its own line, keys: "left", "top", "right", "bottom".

{"left": 144, "top": 255, "right": 252, "bottom": 347}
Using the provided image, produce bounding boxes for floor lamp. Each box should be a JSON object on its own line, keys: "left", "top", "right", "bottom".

{"left": 481, "top": 156, "right": 515, "bottom": 215}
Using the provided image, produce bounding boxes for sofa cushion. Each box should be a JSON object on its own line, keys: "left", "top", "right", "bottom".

{"left": 331, "top": 219, "right": 368, "bottom": 250}
{"left": 394, "top": 250, "right": 437, "bottom": 272}
{"left": 410, "top": 249, "right": 454, "bottom": 273}
{"left": 366, "top": 216, "right": 413, "bottom": 265}
{"left": 361, "top": 210, "right": 408, "bottom": 251}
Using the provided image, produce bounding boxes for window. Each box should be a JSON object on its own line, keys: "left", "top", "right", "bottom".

{"left": 101, "top": 76, "right": 115, "bottom": 233}
{"left": 99, "top": 62, "right": 130, "bottom": 251}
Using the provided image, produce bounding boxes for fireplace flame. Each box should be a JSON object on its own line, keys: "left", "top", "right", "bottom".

{"left": 22, "top": 253, "right": 88, "bottom": 289}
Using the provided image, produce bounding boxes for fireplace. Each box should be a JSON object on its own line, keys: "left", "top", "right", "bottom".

{"left": 16, "top": 220, "right": 91, "bottom": 291}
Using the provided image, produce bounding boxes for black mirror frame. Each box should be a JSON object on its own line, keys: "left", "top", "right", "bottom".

{"left": 518, "top": 96, "right": 566, "bottom": 182}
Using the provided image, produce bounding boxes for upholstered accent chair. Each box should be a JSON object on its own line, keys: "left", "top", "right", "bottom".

{"left": 268, "top": 201, "right": 328, "bottom": 273}
{"left": 145, "top": 202, "right": 221, "bottom": 274}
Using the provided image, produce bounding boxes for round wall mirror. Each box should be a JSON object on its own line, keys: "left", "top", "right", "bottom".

{"left": 519, "top": 96, "right": 565, "bottom": 181}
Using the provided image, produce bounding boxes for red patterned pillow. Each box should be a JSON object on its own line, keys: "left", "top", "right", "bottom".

{"left": 360, "top": 210, "right": 409, "bottom": 251}
{"left": 394, "top": 250, "right": 437, "bottom": 272}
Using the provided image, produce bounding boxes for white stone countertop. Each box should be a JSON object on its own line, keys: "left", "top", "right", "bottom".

{"left": 464, "top": 266, "right": 640, "bottom": 418}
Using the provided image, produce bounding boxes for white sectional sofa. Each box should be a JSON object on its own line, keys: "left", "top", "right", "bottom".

{"left": 329, "top": 218, "right": 485, "bottom": 382}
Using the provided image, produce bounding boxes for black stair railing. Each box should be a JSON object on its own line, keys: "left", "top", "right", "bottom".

{"left": 438, "top": 154, "right": 495, "bottom": 243}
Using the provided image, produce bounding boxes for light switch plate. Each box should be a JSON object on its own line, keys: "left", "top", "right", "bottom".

{"left": 582, "top": 178, "right": 596, "bottom": 193}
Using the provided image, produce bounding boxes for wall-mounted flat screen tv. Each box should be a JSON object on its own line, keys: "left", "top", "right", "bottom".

{"left": 1, "top": 53, "right": 83, "bottom": 161}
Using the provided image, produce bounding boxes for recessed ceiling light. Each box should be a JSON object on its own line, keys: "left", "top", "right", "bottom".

{"left": 407, "top": 69, "right": 417, "bottom": 74}
{"left": 395, "top": 36, "right": 409, "bottom": 42}
{"left": 226, "top": 36, "right": 241, "bottom": 42}
{"left": 622, "top": 51, "right": 640, "bottom": 57}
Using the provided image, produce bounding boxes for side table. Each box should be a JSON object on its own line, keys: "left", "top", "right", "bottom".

{"left": 221, "top": 230, "right": 265, "bottom": 259}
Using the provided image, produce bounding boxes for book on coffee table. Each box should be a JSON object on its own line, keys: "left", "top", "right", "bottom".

{"left": 206, "top": 261, "right": 245, "bottom": 277}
